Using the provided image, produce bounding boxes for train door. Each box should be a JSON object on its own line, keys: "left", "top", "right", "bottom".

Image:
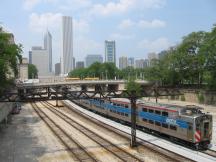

{"left": 203, "top": 115, "right": 212, "bottom": 139}
{"left": 203, "top": 122, "right": 209, "bottom": 138}
{"left": 187, "top": 123, "right": 193, "bottom": 141}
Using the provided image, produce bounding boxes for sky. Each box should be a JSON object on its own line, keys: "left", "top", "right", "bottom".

{"left": 0, "top": 0, "right": 216, "bottom": 68}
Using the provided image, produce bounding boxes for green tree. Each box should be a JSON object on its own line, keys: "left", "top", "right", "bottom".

{"left": 200, "top": 24, "right": 216, "bottom": 88}
{"left": 0, "top": 27, "right": 22, "bottom": 93}
{"left": 101, "top": 62, "right": 118, "bottom": 79}
{"left": 28, "top": 64, "right": 38, "bottom": 79}
{"left": 125, "top": 79, "right": 141, "bottom": 97}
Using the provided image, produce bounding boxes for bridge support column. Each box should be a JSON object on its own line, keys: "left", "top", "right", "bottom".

{"left": 56, "top": 99, "right": 59, "bottom": 107}
{"left": 130, "top": 93, "right": 137, "bottom": 148}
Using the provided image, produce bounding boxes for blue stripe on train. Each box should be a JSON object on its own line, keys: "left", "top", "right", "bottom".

{"left": 139, "top": 112, "right": 188, "bottom": 128}
{"left": 89, "top": 100, "right": 188, "bottom": 129}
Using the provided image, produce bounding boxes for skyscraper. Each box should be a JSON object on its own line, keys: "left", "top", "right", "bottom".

{"left": 105, "top": 40, "right": 116, "bottom": 65}
{"left": 62, "top": 16, "right": 73, "bottom": 74}
{"left": 85, "top": 54, "right": 103, "bottom": 67}
{"left": 31, "top": 46, "right": 49, "bottom": 76}
{"left": 128, "top": 57, "right": 135, "bottom": 67}
{"left": 76, "top": 61, "right": 84, "bottom": 69}
{"left": 55, "top": 63, "right": 61, "bottom": 75}
{"left": 44, "top": 30, "right": 52, "bottom": 72}
{"left": 119, "top": 56, "right": 128, "bottom": 69}
{"left": 31, "top": 31, "right": 52, "bottom": 76}
{"left": 29, "top": 51, "right": 32, "bottom": 64}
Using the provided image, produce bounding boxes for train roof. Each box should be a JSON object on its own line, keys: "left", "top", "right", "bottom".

{"left": 111, "top": 98, "right": 205, "bottom": 115}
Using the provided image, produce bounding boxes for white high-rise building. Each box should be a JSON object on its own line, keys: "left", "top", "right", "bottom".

{"left": 31, "top": 46, "right": 49, "bottom": 76}
{"left": 31, "top": 30, "right": 52, "bottom": 76}
{"left": 119, "top": 56, "right": 128, "bottom": 69}
{"left": 61, "top": 16, "right": 73, "bottom": 74}
{"left": 44, "top": 30, "right": 52, "bottom": 72}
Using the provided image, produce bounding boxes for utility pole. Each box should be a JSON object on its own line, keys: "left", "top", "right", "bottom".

{"left": 130, "top": 90, "right": 137, "bottom": 147}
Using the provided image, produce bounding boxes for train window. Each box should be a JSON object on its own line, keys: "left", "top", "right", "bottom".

{"left": 142, "top": 108, "right": 147, "bottom": 112}
{"left": 142, "top": 118, "right": 148, "bottom": 122}
{"left": 149, "top": 120, "right": 154, "bottom": 124}
{"left": 155, "top": 121, "right": 161, "bottom": 126}
{"left": 149, "top": 109, "right": 154, "bottom": 113}
{"left": 125, "top": 114, "right": 129, "bottom": 117}
{"left": 125, "top": 105, "right": 128, "bottom": 108}
{"left": 121, "top": 113, "right": 124, "bottom": 116}
{"left": 162, "top": 112, "right": 168, "bottom": 116}
{"left": 155, "top": 110, "right": 161, "bottom": 115}
{"left": 162, "top": 123, "right": 168, "bottom": 128}
{"left": 170, "top": 125, "right": 177, "bottom": 131}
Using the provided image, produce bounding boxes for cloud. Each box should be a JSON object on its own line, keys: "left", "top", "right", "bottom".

{"left": 74, "top": 37, "right": 103, "bottom": 60}
{"left": 23, "top": 0, "right": 58, "bottom": 10}
{"left": 118, "top": 19, "right": 135, "bottom": 29}
{"left": 23, "top": 0, "right": 41, "bottom": 10}
{"left": 29, "top": 12, "right": 62, "bottom": 32}
{"left": 138, "top": 19, "right": 166, "bottom": 28}
{"left": 29, "top": 12, "right": 91, "bottom": 37}
{"left": 89, "top": 0, "right": 166, "bottom": 16}
{"left": 118, "top": 18, "right": 166, "bottom": 29}
{"left": 59, "top": 0, "right": 92, "bottom": 11}
{"left": 73, "top": 19, "right": 90, "bottom": 34}
{"left": 110, "top": 33, "right": 135, "bottom": 40}
{"left": 137, "top": 37, "right": 171, "bottom": 52}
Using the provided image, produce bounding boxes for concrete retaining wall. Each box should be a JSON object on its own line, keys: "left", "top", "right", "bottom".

{"left": 164, "top": 89, "right": 216, "bottom": 105}
{"left": 0, "top": 102, "right": 13, "bottom": 123}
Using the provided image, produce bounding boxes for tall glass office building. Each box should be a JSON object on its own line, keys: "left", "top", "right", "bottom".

{"left": 105, "top": 40, "right": 116, "bottom": 65}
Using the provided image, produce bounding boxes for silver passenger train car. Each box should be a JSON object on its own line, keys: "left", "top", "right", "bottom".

{"left": 74, "top": 98, "right": 212, "bottom": 149}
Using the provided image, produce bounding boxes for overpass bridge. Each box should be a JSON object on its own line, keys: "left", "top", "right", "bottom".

{"left": 0, "top": 79, "right": 182, "bottom": 148}
{"left": 0, "top": 79, "right": 181, "bottom": 102}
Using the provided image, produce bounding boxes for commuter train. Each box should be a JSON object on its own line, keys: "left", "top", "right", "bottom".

{"left": 73, "top": 98, "right": 212, "bottom": 150}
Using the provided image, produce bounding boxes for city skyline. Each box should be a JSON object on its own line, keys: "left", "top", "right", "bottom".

{"left": 0, "top": 0, "right": 216, "bottom": 67}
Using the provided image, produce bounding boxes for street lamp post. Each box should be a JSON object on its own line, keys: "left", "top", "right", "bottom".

{"left": 105, "top": 70, "right": 108, "bottom": 80}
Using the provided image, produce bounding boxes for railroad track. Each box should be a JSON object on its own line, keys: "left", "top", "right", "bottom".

{"left": 65, "top": 100, "right": 216, "bottom": 161}
{"left": 31, "top": 102, "right": 98, "bottom": 162}
{"left": 202, "top": 149, "right": 216, "bottom": 158}
{"left": 52, "top": 100, "right": 193, "bottom": 162}
{"left": 42, "top": 101, "right": 144, "bottom": 162}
